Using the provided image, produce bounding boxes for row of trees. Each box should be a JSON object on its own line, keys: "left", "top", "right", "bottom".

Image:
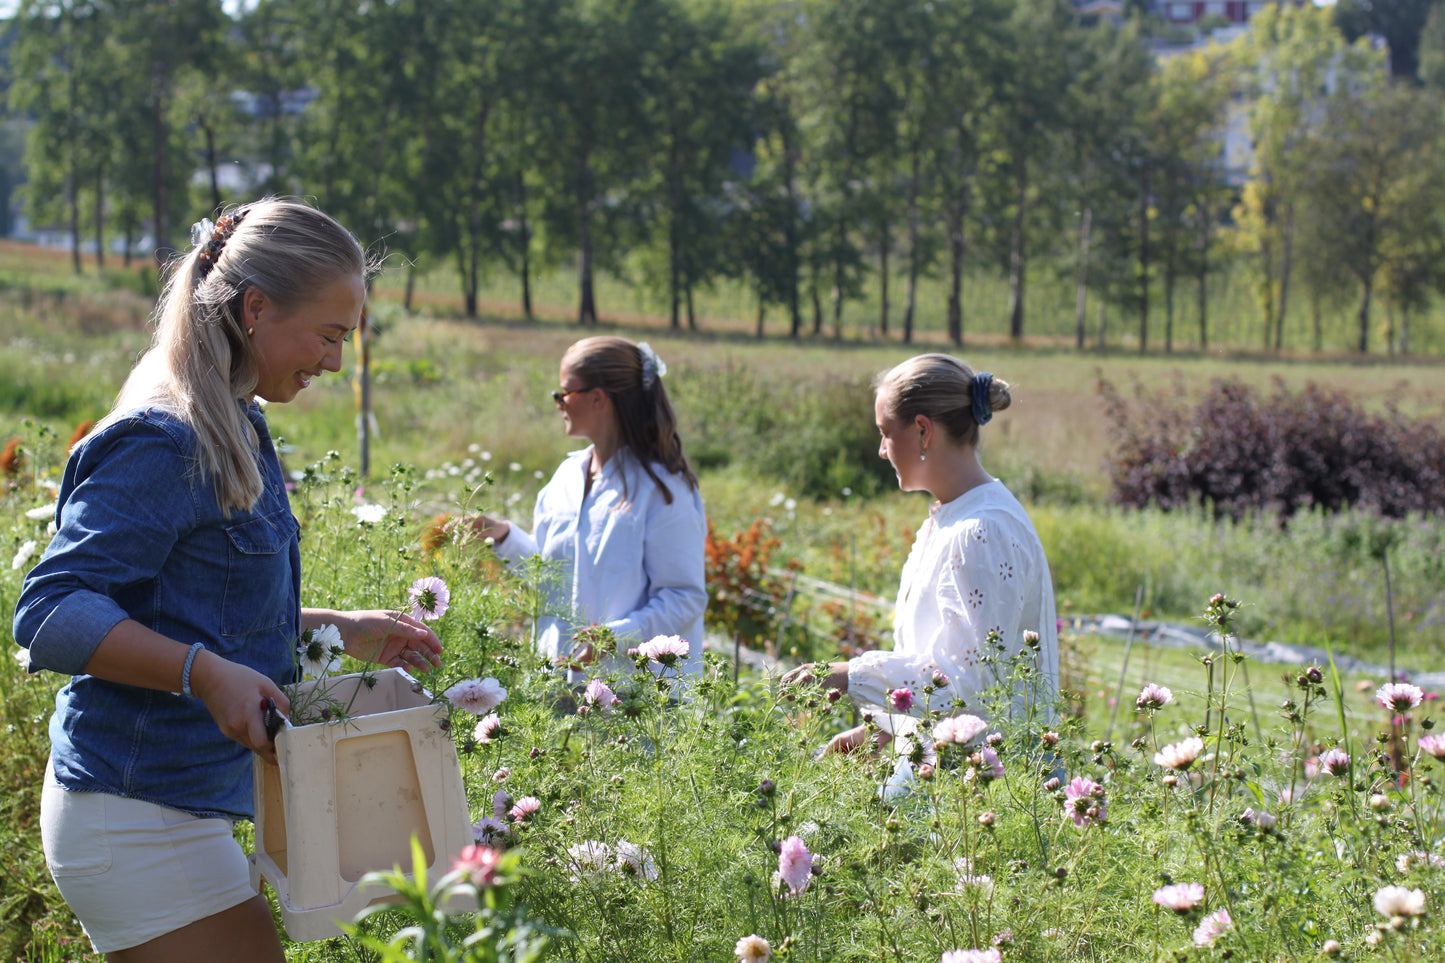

{"left": 8, "top": 0, "right": 1445, "bottom": 354}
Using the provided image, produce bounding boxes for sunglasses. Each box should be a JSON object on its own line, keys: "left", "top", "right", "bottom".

{"left": 551, "top": 387, "right": 591, "bottom": 407}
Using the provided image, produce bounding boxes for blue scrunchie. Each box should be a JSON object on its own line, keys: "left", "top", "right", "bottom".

{"left": 971, "top": 372, "right": 994, "bottom": 426}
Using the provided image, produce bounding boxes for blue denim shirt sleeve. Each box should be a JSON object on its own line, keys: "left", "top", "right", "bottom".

{"left": 14, "top": 417, "right": 198, "bottom": 675}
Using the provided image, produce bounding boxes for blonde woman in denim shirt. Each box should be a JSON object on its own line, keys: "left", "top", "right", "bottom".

{"left": 13, "top": 200, "right": 443, "bottom": 962}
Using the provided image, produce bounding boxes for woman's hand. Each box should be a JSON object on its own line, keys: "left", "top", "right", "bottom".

{"left": 188, "top": 651, "right": 290, "bottom": 766}
{"left": 781, "top": 660, "right": 850, "bottom": 694}
{"left": 333, "top": 610, "right": 444, "bottom": 673}
{"left": 468, "top": 514, "right": 510, "bottom": 544}
{"left": 818, "top": 724, "right": 893, "bottom": 757}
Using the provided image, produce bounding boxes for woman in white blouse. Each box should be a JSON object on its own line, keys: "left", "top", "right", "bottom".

{"left": 473, "top": 336, "right": 707, "bottom": 680}
{"left": 783, "top": 353, "right": 1059, "bottom": 753}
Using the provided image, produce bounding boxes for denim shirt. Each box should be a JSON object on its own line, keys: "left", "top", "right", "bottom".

{"left": 13, "top": 403, "right": 300, "bottom": 820}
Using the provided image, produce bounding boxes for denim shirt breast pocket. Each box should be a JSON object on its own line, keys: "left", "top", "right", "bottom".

{"left": 220, "top": 509, "right": 299, "bottom": 638}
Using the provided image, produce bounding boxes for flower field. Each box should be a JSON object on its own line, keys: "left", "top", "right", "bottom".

{"left": 2, "top": 261, "right": 1444, "bottom": 961}
{"left": 5, "top": 449, "right": 1443, "bottom": 963}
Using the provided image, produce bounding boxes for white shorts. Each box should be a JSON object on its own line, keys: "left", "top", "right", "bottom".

{"left": 40, "top": 759, "right": 259, "bottom": 953}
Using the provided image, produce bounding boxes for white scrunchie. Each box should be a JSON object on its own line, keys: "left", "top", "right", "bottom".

{"left": 189, "top": 217, "right": 216, "bottom": 249}
{"left": 637, "top": 342, "right": 667, "bottom": 390}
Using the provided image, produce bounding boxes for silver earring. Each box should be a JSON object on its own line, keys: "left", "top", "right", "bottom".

{"left": 920, "top": 449, "right": 927, "bottom": 462}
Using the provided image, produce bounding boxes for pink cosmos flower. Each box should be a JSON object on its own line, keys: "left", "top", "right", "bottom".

{"left": 473, "top": 713, "right": 503, "bottom": 744}
{"left": 1241, "top": 807, "right": 1276, "bottom": 831}
{"left": 638, "top": 634, "right": 690, "bottom": 667}
{"left": 444, "top": 677, "right": 508, "bottom": 715}
{"left": 932, "top": 713, "right": 988, "bottom": 747}
{"left": 1419, "top": 734, "right": 1445, "bottom": 759}
{"left": 1154, "top": 736, "right": 1204, "bottom": 770}
{"left": 888, "top": 687, "right": 914, "bottom": 712}
{"left": 1064, "top": 776, "right": 1107, "bottom": 828}
{"left": 508, "top": 796, "right": 541, "bottom": 824}
{"left": 451, "top": 844, "right": 502, "bottom": 887}
{"left": 976, "top": 747, "right": 1006, "bottom": 781}
{"left": 1152, "top": 882, "right": 1205, "bottom": 913}
{"left": 774, "top": 835, "right": 812, "bottom": 897}
{"left": 734, "top": 934, "right": 771, "bottom": 962}
{"left": 1373, "top": 885, "right": 1426, "bottom": 918}
{"left": 941, "top": 951, "right": 1001, "bottom": 963}
{"left": 931, "top": 669, "right": 950, "bottom": 688}
{"left": 584, "top": 678, "right": 619, "bottom": 710}
{"left": 1318, "top": 747, "right": 1351, "bottom": 777}
{"left": 1396, "top": 850, "right": 1445, "bottom": 874}
{"left": 1192, "top": 908, "right": 1232, "bottom": 947}
{"left": 492, "top": 788, "right": 512, "bottom": 819}
{"left": 1136, "top": 683, "right": 1174, "bottom": 711}
{"left": 1377, "top": 683, "right": 1425, "bottom": 713}
{"left": 408, "top": 576, "right": 451, "bottom": 621}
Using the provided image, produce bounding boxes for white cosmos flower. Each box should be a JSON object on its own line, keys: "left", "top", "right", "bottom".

{"left": 350, "top": 503, "right": 387, "bottom": 525}
{"left": 25, "top": 504, "right": 55, "bottom": 520}
{"left": 1373, "top": 885, "right": 1426, "bottom": 918}
{"left": 11, "top": 539, "right": 39, "bottom": 571}
{"left": 299, "top": 623, "right": 345, "bottom": 678}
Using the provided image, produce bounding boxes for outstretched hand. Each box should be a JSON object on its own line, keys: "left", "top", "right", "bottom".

{"left": 337, "top": 609, "right": 444, "bottom": 673}
{"left": 817, "top": 724, "right": 893, "bottom": 758}
{"left": 780, "top": 660, "right": 850, "bottom": 694}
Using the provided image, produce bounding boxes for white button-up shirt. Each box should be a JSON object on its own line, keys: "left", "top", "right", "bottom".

{"left": 492, "top": 446, "right": 708, "bottom": 678}
{"left": 849, "top": 480, "right": 1059, "bottom": 733}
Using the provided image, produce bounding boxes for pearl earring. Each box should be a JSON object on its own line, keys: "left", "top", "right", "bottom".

{"left": 246, "top": 327, "right": 254, "bottom": 336}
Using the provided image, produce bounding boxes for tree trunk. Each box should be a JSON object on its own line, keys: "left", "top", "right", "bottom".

{"left": 1164, "top": 237, "right": 1178, "bottom": 355}
{"left": 1356, "top": 277, "right": 1372, "bottom": 353}
{"left": 151, "top": 59, "right": 169, "bottom": 265}
{"left": 1137, "top": 161, "right": 1150, "bottom": 354}
{"left": 577, "top": 152, "right": 597, "bottom": 325}
{"left": 1006, "top": 156, "right": 1028, "bottom": 340}
{"left": 902, "top": 150, "right": 921, "bottom": 345}
{"left": 202, "top": 118, "right": 221, "bottom": 212}
{"left": 686, "top": 284, "right": 696, "bottom": 331}
{"left": 1274, "top": 200, "right": 1294, "bottom": 353}
{"left": 515, "top": 171, "right": 533, "bottom": 320}
{"left": 756, "top": 297, "right": 766, "bottom": 339}
{"left": 1074, "top": 206, "right": 1092, "bottom": 350}
{"left": 782, "top": 121, "right": 801, "bottom": 339}
{"left": 946, "top": 179, "right": 967, "bottom": 347}
{"left": 877, "top": 217, "right": 890, "bottom": 337}
{"left": 1195, "top": 208, "right": 1210, "bottom": 350}
{"left": 811, "top": 275, "right": 823, "bottom": 336}
{"left": 830, "top": 220, "right": 846, "bottom": 340}
{"left": 1096, "top": 298, "right": 1107, "bottom": 350}
{"left": 93, "top": 167, "right": 106, "bottom": 271}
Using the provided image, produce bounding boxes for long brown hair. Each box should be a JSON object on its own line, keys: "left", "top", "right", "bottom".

{"left": 98, "top": 198, "right": 368, "bottom": 515}
{"left": 562, "top": 336, "right": 697, "bottom": 504}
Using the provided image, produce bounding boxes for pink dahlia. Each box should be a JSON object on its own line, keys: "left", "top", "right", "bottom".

{"left": 888, "top": 687, "right": 915, "bottom": 713}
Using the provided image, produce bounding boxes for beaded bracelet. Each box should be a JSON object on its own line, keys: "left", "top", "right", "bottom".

{"left": 181, "top": 642, "right": 205, "bottom": 697}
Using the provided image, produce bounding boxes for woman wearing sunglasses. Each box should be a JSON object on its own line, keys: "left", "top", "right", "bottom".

{"left": 471, "top": 336, "right": 707, "bottom": 680}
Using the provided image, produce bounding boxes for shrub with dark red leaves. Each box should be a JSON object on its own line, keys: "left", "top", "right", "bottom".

{"left": 1100, "top": 377, "right": 1445, "bottom": 520}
